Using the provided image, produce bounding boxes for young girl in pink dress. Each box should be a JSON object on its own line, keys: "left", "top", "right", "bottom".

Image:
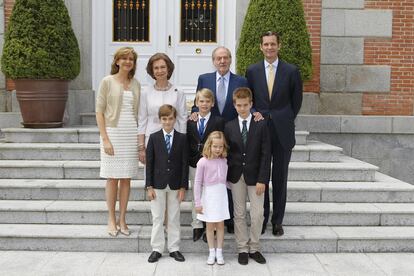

{"left": 193, "top": 131, "right": 230, "bottom": 265}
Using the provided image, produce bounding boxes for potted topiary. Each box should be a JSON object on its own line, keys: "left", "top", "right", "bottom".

{"left": 1, "top": 0, "right": 80, "bottom": 128}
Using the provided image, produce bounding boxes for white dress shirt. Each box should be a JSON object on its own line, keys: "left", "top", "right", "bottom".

{"left": 162, "top": 129, "right": 174, "bottom": 146}
{"left": 264, "top": 59, "right": 279, "bottom": 83}
{"left": 238, "top": 114, "right": 252, "bottom": 132}
{"left": 198, "top": 112, "right": 211, "bottom": 133}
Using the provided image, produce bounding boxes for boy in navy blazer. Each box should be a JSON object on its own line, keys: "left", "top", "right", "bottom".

{"left": 224, "top": 87, "right": 271, "bottom": 265}
{"left": 146, "top": 104, "right": 188, "bottom": 263}
{"left": 187, "top": 88, "right": 225, "bottom": 242}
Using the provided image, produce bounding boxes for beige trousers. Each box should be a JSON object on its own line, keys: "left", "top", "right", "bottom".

{"left": 150, "top": 187, "right": 181, "bottom": 253}
{"left": 231, "top": 175, "right": 264, "bottom": 253}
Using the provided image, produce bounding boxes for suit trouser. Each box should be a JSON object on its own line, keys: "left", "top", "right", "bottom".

{"left": 189, "top": 166, "right": 203, "bottom": 229}
{"left": 264, "top": 121, "right": 292, "bottom": 226}
{"left": 232, "top": 175, "right": 264, "bottom": 253}
{"left": 150, "top": 187, "right": 181, "bottom": 253}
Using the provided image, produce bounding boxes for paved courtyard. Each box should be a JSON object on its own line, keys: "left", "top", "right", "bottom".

{"left": 1, "top": 251, "right": 414, "bottom": 275}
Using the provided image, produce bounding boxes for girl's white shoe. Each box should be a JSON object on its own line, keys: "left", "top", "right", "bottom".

{"left": 216, "top": 255, "right": 225, "bottom": 265}
{"left": 207, "top": 255, "right": 215, "bottom": 265}
{"left": 207, "top": 248, "right": 216, "bottom": 265}
{"left": 216, "top": 248, "right": 224, "bottom": 265}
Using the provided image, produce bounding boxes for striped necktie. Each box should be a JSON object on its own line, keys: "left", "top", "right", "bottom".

{"left": 198, "top": 118, "right": 205, "bottom": 138}
{"left": 165, "top": 134, "right": 171, "bottom": 154}
{"left": 241, "top": 120, "right": 248, "bottom": 145}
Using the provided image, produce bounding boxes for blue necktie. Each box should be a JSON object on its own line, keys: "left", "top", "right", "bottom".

{"left": 217, "top": 76, "right": 226, "bottom": 114}
{"left": 198, "top": 118, "right": 205, "bottom": 138}
{"left": 165, "top": 134, "right": 171, "bottom": 154}
{"left": 241, "top": 120, "right": 248, "bottom": 146}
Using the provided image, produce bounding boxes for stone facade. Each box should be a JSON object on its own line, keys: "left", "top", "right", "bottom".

{"left": 320, "top": 1, "right": 392, "bottom": 115}
{"left": 296, "top": 115, "right": 414, "bottom": 184}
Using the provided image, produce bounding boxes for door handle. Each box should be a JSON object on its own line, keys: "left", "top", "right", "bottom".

{"left": 168, "top": 35, "right": 172, "bottom": 47}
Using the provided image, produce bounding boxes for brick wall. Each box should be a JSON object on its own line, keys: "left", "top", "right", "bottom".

{"left": 4, "top": 0, "right": 13, "bottom": 20}
{"left": 303, "top": 0, "right": 321, "bottom": 93}
{"left": 4, "top": 0, "right": 14, "bottom": 91}
{"left": 363, "top": 0, "right": 414, "bottom": 115}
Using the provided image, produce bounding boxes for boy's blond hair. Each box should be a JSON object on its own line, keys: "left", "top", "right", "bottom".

{"left": 233, "top": 87, "right": 253, "bottom": 103}
{"left": 195, "top": 88, "right": 215, "bottom": 105}
{"left": 202, "top": 131, "right": 228, "bottom": 159}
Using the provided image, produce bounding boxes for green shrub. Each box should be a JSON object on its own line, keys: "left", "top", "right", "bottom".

{"left": 236, "top": 0, "right": 313, "bottom": 81}
{"left": 1, "top": 0, "right": 80, "bottom": 80}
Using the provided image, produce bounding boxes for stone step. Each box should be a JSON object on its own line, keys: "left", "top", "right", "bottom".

{"left": 2, "top": 127, "right": 97, "bottom": 143}
{"left": 0, "top": 112, "right": 22, "bottom": 128}
{"left": 288, "top": 156, "right": 378, "bottom": 182}
{"left": 1, "top": 174, "right": 413, "bottom": 202}
{"left": 0, "top": 143, "right": 98, "bottom": 160}
{"left": 0, "top": 224, "right": 413, "bottom": 253}
{"left": 80, "top": 112, "right": 96, "bottom": 126}
{"left": 2, "top": 200, "right": 413, "bottom": 226}
{"left": 2, "top": 127, "right": 309, "bottom": 145}
{"left": 0, "top": 156, "right": 377, "bottom": 181}
{"left": 0, "top": 140, "right": 341, "bottom": 161}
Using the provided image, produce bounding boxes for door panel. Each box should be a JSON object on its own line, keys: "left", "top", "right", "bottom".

{"left": 92, "top": 0, "right": 236, "bottom": 93}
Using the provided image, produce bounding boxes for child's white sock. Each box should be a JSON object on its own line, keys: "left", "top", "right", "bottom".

{"left": 207, "top": 248, "right": 215, "bottom": 265}
{"left": 216, "top": 248, "right": 224, "bottom": 265}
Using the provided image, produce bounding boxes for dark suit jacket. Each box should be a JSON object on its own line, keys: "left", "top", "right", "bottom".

{"left": 192, "top": 71, "right": 249, "bottom": 122}
{"left": 246, "top": 60, "right": 303, "bottom": 150}
{"left": 187, "top": 115, "right": 225, "bottom": 168}
{"left": 224, "top": 117, "right": 271, "bottom": 186}
{"left": 145, "top": 129, "right": 189, "bottom": 190}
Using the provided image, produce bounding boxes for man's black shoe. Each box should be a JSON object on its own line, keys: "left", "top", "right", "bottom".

{"left": 148, "top": 251, "right": 162, "bottom": 263}
{"left": 238, "top": 252, "right": 249, "bottom": 265}
{"left": 169, "top": 251, "right": 185, "bottom": 262}
{"left": 272, "top": 224, "right": 284, "bottom": 236}
{"left": 193, "top": 228, "right": 204, "bottom": 242}
{"left": 227, "top": 224, "right": 234, "bottom": 234}
{"left": 249, "top": 252, "right": 266, "bottom": 264}
{"left": 261, "top": 223, "right": 266, "bottom": 235}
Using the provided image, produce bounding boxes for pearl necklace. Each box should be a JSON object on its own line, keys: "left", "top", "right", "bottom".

{"left": 154, "top": 82, "right": 172, "bottom": 91}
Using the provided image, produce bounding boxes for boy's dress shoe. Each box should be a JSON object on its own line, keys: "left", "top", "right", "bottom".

{"left": 238, "top": 252, "right": 249, "bottom": 265}
{"left": 249, "top": 252, "right": 266, "bottom": 264}
{"left": 148, "top": 251, "right": 162, "bottom": 263}
{"left": 193, "top": 228, "right": 204, "bottom": 242}
{"left": 169, "top": 251, "right": 185, "bottom": 262}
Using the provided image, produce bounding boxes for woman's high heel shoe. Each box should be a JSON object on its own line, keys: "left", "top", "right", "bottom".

{"left": 108, "top": 229, "right": 119, "bottom": 237}
{"left": 116, "top": 225, "right": 131, "bottom": 236}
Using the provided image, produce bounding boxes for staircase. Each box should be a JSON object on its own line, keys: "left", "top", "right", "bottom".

{"left": 0, "top": 127, "right": 414, "bottom": 253}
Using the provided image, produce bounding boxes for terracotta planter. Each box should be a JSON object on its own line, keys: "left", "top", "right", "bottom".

{"left": 14, "top": 79, "right": 69, "bottom": 128}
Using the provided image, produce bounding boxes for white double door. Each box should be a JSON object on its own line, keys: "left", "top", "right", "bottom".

{"left": 92, "top": 0, "right": 237, "bottom": 95}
